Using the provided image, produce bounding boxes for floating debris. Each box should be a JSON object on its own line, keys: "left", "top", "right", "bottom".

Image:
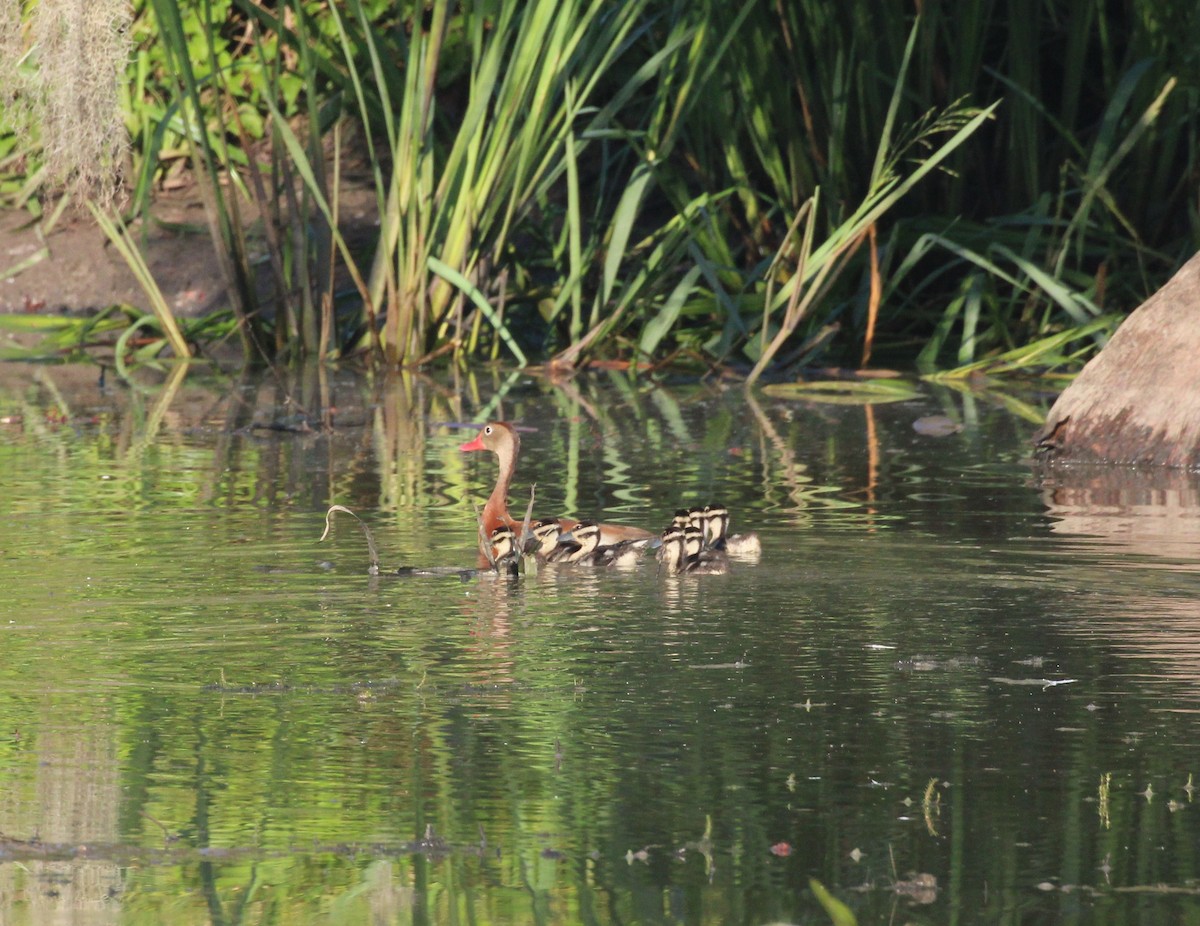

{"left": 912, "top": 415, "right": 963, "bottom": 437}
{"left": 893, "top": 872, "right": 938, "bottom": 904}
{"left": 989, "top": 676, "right": 1077, "bottom": 688}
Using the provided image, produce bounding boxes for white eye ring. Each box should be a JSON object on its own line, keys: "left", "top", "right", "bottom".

{"left": 484, "top": 425, "right": 493, "bottom": 434}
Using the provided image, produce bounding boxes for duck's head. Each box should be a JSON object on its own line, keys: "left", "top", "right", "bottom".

{"left": 657, "top": 526, "right": 687, "bottom": 572}
{"left": 489, "top": 525, "right": 519, "bottom": 570}
{"left": 526, "top": 518, "right": 563, "bottom": 556}
{"left": 702, "top": 504, "right": 729, "bottom": 545}
{"left": 459, "top": 421, "right": 520, "bottom": 457}
{"left": 570, "top": 520, "right": 602, "bottom": 555}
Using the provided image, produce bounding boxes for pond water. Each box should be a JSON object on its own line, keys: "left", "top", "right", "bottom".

{"left": 2, "top": 361, "right": 1200, "bottom": 925}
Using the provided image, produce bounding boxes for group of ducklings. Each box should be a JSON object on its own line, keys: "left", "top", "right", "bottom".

{"left": 484, "top": 505, "right": 760, "bottom": 578}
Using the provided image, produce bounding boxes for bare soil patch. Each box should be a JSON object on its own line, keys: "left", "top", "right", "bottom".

{"left": 0, "top": 176, "right": 380, "bottom": 320}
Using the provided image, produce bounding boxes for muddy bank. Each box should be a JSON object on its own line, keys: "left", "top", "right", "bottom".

{"left": 0, "top": 179, "right": 379, "bottom": 321}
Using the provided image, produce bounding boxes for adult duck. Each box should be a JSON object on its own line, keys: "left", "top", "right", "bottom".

{"left": 459, "top": 421, "right": 655, "bottom": 545}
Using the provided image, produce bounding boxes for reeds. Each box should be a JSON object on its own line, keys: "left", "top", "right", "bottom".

{"left": 5, "top": 0, "right": 1196, "bottom": 374}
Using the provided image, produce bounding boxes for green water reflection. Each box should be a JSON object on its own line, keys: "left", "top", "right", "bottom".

{"left": 2, "top": 362, "right": 1200, "bottom": 925}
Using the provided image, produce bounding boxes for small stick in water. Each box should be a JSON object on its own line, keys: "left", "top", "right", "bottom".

{"left": 321, "top": 505, "right": 380, "bottom": 575}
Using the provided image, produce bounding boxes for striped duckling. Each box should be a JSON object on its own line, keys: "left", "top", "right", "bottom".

{"left": 546, "top": 520, "right": 602, "bottom": 564}
{"left": 657, "top": 526, "right": 689, "bottom": 575}
{"left": 683, "top": 523, "right": 728, "bottom": 575}
{"left": 488, "top": 525, "right": 521, "bottom": 577}
{"left": 525, "top": 517, "right": 566, "bottom": 561}
{"left": 551, "top": 520, "right": 646, "bottom": 567}
{"left": 702, "top": 504, "right": 761, "bottom": 557}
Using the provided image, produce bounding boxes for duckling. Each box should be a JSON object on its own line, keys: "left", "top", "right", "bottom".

{"left": 546, "top": 520, "right": 603, "bottom": 564}
{"left": 683, "top": 524, "right": 728, "bottom": 575}
{"left": 597, "top": 537, "right": 647, "bottom": 568}
{"left": 546, "top": 520, "right": 648, "bottom": 567}
{"left": 524, "top": 517, "right": 564, "bottom": 560}
{"left": 702, "top": 504, "right": 761, "bottom": 557}
{"left": 657, "top": 526, "right": 689, "bottom": 575}
{"left": 488, "top": 525, "right": 521, "bottom": 577}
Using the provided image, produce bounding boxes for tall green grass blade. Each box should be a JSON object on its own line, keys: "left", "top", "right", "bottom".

{"left": 87, "top": 204, "right": 191, "bottom": 359}
{"left": 563, "top": 82, "right": 584, "bottom": 344}
{"left": 638, "top": 265, "right": 703, "bottom": 358}
{"left": 601, "top": 164, "right": 654, "bottom": 311}
{"left": 427, "top": 256, "right": 527, "bottom": 366}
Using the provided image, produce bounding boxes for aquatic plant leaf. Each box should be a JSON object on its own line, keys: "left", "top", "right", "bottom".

{"left": 0, "top": 314, "right": 80, "bottom": 331}
{"left": 809, "top": 878, "right": 857, "bottom": 926}
{"left": 762, "top": 379, "right": 921, "bottom": 404}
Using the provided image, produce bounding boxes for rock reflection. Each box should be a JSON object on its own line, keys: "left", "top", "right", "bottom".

{"left": 0, "top": 718, "right": 122, "bottom": 923}
{"left": 1037, "top": 462, "right": 1200, "bottom": 693}
{"left": 1040, "top": 463, "right": 1200, "bottom": 539}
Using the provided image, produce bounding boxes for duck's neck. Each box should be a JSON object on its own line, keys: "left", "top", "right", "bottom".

{"left": 482, "top": 441, "right": 518, "bottom": 533}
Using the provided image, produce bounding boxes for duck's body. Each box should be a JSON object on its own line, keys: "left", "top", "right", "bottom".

{"left": 702, "top": 504, "right": 761, "bottom": 557}
{"left": 683, "top": 524, "right": 728, "bottom": 575}
{"left": 598, "top": 539, "right": 646, "bottom": 569}
{"left": 459, "top": 421, "right": 655, "bottom": 545}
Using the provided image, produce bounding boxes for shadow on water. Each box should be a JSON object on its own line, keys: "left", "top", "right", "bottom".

{"left": 2, "top": 361, "right": 1200, "bottom": 923}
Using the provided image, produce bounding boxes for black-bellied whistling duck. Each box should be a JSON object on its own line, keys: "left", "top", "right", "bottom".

{"left": 460, "top": 423, "right": 524, "bottom": 536}
{"left": 488, "top": 525, "right": 520, "bottom": 577}
{"left": 702, "top": 504, "right": 761, "bottom": 557}
{"left": 657, "top": 526, "right": 688, "bottom": 575}
{"left": 683, "top": 524, "right": 728, "bottom": 575}
{"left": 459, "top": 421, "right": 655, "bottom": 545}
{"left": 524, "top": 518, "right": 564, "bottom": 560}
{"left": 543, "top": 520, "right": 644, "bottom": 567}
{"left": 546, "top": 520, "right": 602, "bottom": 564}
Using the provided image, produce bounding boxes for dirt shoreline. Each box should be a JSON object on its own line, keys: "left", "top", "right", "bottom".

{"left": 1, "top": 177, "right": 379, "bottom": 321}
{"left": 0, "top": 190, "right": 228, "bottom": 318}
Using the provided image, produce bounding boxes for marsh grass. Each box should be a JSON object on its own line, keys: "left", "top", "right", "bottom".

{"left": 5, "top": 0, "right": 1197, "bottom": 375}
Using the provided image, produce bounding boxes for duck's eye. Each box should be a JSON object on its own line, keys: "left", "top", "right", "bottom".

{"left": 484, "top": 425, "right": 493, "bottom": 434}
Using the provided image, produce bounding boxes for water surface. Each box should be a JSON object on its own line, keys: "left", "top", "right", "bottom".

{"left": 2, "top": 362, "right": 1199, "bottom": 925}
